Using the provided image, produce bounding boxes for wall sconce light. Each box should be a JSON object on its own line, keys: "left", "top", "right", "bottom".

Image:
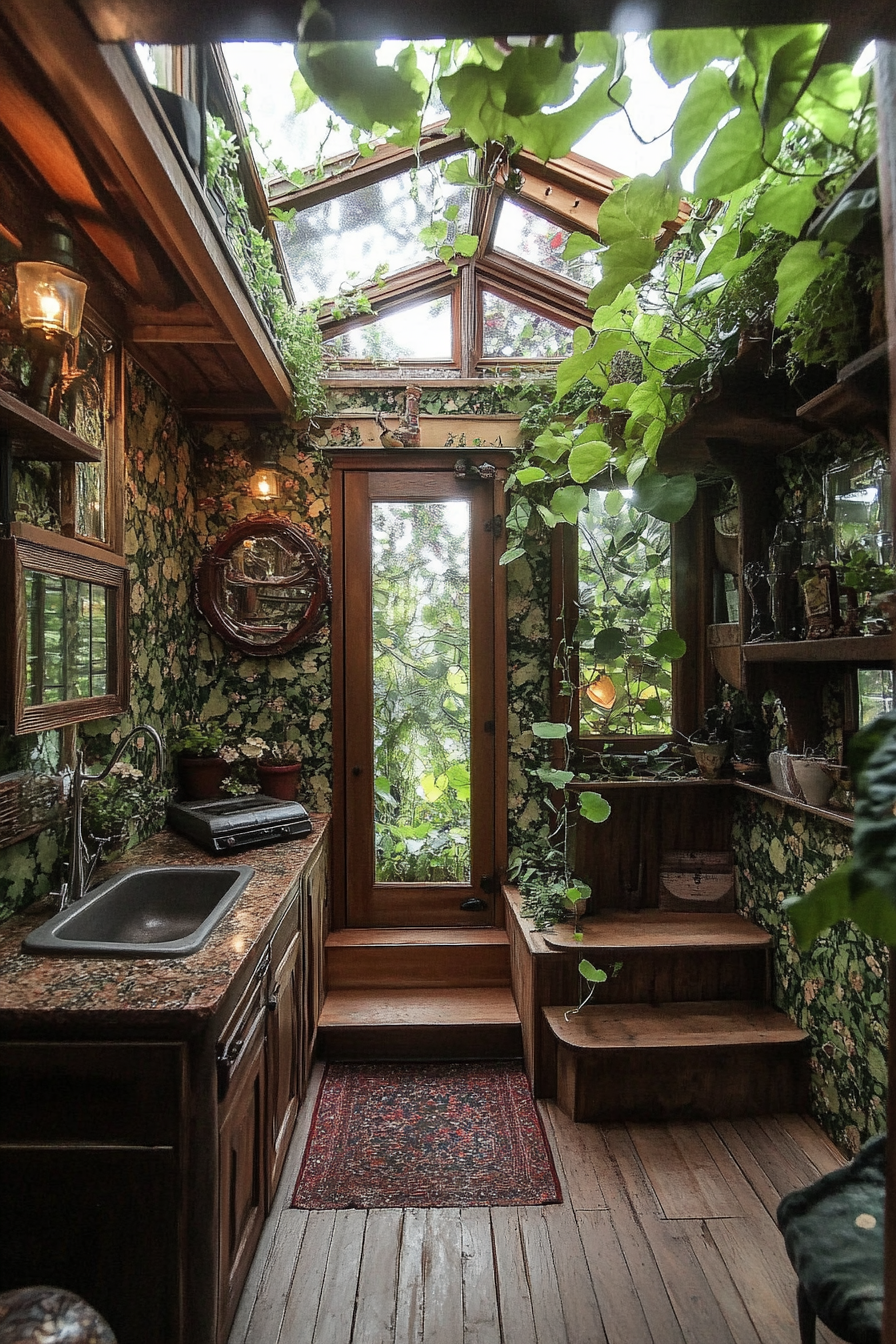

{"left": 248, "top": 444, "right": 281, "bottom": 501}
{"left": 15, "top": 218, "right": 88, "bottom": 420}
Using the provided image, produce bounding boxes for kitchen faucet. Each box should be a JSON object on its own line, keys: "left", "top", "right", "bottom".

{"left": 54, "top": 724, "right": 166, "bottom": 911}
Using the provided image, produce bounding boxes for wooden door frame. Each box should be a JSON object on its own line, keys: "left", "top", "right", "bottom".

{"left": 329, "top": 449, "right": 510, "bottom": 930}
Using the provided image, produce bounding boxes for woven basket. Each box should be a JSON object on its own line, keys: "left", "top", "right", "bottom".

{"left": 0, "top": 771, "right": 64, "bottom": 848}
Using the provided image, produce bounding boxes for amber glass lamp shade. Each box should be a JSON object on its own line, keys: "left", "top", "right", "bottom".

{"left": 585, "top": 675, "right": 617, "bottom": 710}
{"left": 15, "top": 261, "right": 87, "bottom": 339}
{"left": 249, "top": 467, "right": 281, "bottom": 500}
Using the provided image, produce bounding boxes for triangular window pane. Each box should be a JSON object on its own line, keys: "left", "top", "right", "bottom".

{"left": 326, "top": 295, "right": 453, "bottom": 362}
{"left": 481, "top": 294, "right": 574, "bottom": 359}
{"left": 493, "top": 199, "right": 600, "bottom": 288}
{"left": 277, "top": 160, "right": 473, "bottom": 304}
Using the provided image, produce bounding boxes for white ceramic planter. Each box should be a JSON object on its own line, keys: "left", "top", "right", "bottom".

{"left": 787, "top": 756, "right": 837, "bottom": 808}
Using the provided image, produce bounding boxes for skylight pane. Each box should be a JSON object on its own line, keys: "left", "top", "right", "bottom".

{"left": 326, "top": 295, "right": 453, "bottom": 361}
{"left": 278, "top": 162, "right": 473, "bottom": 304}
{"left": 481, "top": 295, "right": 574, "bottom": 359}
{"left": 493, "top": 199, "right": 600, "bottom": 288}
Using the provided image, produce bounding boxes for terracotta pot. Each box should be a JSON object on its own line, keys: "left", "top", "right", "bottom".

{"left": 177, "top": 753, "right": 229, "bottom": 800}
{"left": 256, "top": 762, "right": 301, "bottom": 801}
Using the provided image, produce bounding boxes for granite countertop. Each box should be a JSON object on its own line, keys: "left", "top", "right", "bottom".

{"left": 0, "top": 818, "right": 329, "bottom": 1025}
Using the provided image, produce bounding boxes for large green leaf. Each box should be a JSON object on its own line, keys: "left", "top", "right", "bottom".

{"left": 647, "top": 629, "right": 687, "bottom": 659}
{"left": 564, "top": 231, "right": 601, "bottom": 261}
{"left": 532, "top": 721, "right": 570, "bottom": 739}
{"left": 649, "top": 28, "right": 742, "bottom": 86}
{"left": 578, "top": 793, "right": 611, "bottom": 824}
{"left": 290, "top": 67, "right": 318, "bottom": 114}
{"left": 588, "top": 239, "right": 658, "bottom": 310}
{"left": 568, "top": 440, "right": 612, "bottom": 483}
{"left": 754, "top": 26, "right": 827, "bottom": 129}
{"left": 591, "top": 627, "right": 627, "bottom": 659}
{"left": 298, "top": 40, "right": 425, "bottom": 136}
{"left": 551, "top": 484, "right": 589, "bottom": 524}
{"left": 632, "top": 471, "right": 697, "bottom": 523}
{"left": 773, "top": 240, "right": 829, "bottom": 325}
{"left": 751, "top": 176, "right": 822, "bottom": 238}
{"left": 579, "top": 957, "right": 608, "bottom": 982}
{"left": 669, "top": 67, "right": 736, "bottom": 174}
{"left": 694, "top": 105, "right": 766, "bottom": 197}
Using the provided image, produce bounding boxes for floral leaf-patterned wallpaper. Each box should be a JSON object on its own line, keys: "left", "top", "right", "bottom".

{"left": 734, "top": 793, "right": 887, "bottom": 1153}
{"left": 0, "top": 370, "right": 888, "bottom": 1155}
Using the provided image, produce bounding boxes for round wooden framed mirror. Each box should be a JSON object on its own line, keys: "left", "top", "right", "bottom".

{"left": 195, "top": 514, "right": 330, "bottom": 656}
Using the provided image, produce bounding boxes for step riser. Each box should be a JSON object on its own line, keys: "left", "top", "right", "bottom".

{"left": 557, "top": 1042, "right": 810, "bottom": 1122}
{"left": 318, "top": 1023, "right": 523, "bottom": 1062}
{"left": 327, "top": 944, "right": 511, "bottom": 989}
{"left": 539, "top": 949, "right": 769, "bottom": 1007}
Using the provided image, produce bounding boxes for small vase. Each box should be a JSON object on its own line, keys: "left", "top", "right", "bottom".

{"left": 177, "top": 753, "right": 229, "bottom": 801}
{"left": 256, "top": 762, "right": 301, "bottom": 801}
{"left": 691, "top": 740, "right": 728, "bottom": 780}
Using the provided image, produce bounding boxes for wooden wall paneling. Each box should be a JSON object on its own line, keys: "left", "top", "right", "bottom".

{"left": 874, "top": 39, "right": 896, "bottom": 1344}
{"left": 329, "top": 466, "right": 347, "bottom": 931}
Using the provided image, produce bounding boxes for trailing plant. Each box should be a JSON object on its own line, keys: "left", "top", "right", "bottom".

{"left": 206, "top": 115, "right": 326, "bottom": 417}
{"left": 565, "top": 958, "right": 622, "bottom": 1020}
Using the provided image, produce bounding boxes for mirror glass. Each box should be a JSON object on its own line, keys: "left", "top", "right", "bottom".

{"left": 24, "top": 570, "right": 110, "bottom": 707}
{"left": 826, "top": 455, "right": 892, "bottom": 562}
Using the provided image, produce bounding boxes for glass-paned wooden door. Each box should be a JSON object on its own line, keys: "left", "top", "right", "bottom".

{"left": 342, "top": 468, "right": 497, "bottom": 926}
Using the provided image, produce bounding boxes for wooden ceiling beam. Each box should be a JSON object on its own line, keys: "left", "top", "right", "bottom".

{"left": 130, "top": 301, "right": 232, "bottom": 343}
{"left": 268, "top": 127, "right": 469, "bottom": 213}
{"left": 0, "top": 0, "right": 292, "bottom": 412}
{"left": 75, "top": 0, "right": 896, "bottom": 43}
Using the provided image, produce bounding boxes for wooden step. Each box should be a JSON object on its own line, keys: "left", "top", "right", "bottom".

{"left": 326, "top": 927, "right": 511, "bottom": 989}
{"left": 539, "top": 910, "right": 771, "bottom": 1007}
{"left": 540, "top": 910, "right": 771, "bottom": 952}
{"left": 318, "top": 988, "right": 522, "bottom": 1061}
{"left": 544, "top": 1001, "right": 809, "bottom": 1123}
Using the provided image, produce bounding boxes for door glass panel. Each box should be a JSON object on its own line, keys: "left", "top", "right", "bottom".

{"left": 371, "top": 500, "right": 471, "bottom": 883}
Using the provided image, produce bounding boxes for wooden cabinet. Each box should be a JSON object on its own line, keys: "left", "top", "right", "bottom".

{"left": 0, "top": 826, "right": 329, "bottom": 1344}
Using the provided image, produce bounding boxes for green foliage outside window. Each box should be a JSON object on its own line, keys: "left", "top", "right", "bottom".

{"left": 372, "top": 501, "right": 472, "bottom": 882}
{"left": 575, "top": 489, "right": 678, "bottom": 737}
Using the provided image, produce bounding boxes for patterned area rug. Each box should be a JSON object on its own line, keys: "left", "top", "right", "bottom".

{"left": 291, "top": 1061, "right": 562, "bottom": 1209}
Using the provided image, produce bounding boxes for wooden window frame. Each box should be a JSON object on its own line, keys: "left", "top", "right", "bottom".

{"left": 58, "top": 314, "right": 126, "bottom": 557}
{"left": 0, "top": 523, "right": 130, "bottom": 734}
{"left": 550, "top": 488, "right": 714, "bottom": 764}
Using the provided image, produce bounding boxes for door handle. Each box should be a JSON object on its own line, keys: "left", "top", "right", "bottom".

{"left": 460, "top": 897, "right": 488, "bottom": 911}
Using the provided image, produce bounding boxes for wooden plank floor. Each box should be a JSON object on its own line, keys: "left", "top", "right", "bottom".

{"left": 229, "top": 1065, "right": 847, "bottom": 1344}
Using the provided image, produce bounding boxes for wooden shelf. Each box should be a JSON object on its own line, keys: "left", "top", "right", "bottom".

{"left": 734, "top": 779, "right": 854, "bottom": 828}
{"left": 742, "top": 634, "right": 893, "bottom": 664}
{"left": 569, "top": 778, "right": 734, "bottom": 790}
{"left": 796, "top": 343, "right": 889, "bottom": 440}
{"left": 0, "top": 389, "right": 102, "bottom": 463}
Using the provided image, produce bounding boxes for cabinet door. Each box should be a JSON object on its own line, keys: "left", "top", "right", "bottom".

{"left": 302, "top": 838, "right": 330, "bottom": 1084}
{"left": 267, "top": 921, "right": 301, "bottom": 1201}
{"left": 217, "top": 1003, "right": 267, "bottom": 1343}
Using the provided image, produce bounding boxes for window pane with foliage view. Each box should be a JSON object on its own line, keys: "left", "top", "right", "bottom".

{"left": 326, "top": 295, "right": 452, "bottom": 362}
{"left": 576, "top": 489, "right": 675, "bottom": 737}
{"left": 25, "top": 571, "right": 109, "bottom": 707}
{"left": 481, "top": 293, "right": 574, "bottom": 359}
{"left": 493, "top": 198, "right": 601, "bottom": 288}
{"left": 372, "top": 501, "right": 471, "bottom": 883}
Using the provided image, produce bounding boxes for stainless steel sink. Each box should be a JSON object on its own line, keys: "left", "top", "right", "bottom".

{"left": 23, "top": 865, "right": 254, "bottom": 957}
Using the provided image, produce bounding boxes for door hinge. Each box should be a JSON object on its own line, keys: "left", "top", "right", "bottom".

{"left": 484, "top": 719, "right": 495, "bottom": 734}
{"left": 479, "top": 875, "right": 496, "bottom": 894}
{"left": 485, "top": 513, "right": 503, "bottom": 537}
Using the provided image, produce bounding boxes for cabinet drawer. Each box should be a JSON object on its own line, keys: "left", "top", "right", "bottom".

{"left": 268, "top": 888, "right": 300, "bottom": 974}
{"left": 217, "top": 957, "right": 268, "bottom": 1102}
{"left": 0, "top": 1042, "right": 184, "bottom": 1146}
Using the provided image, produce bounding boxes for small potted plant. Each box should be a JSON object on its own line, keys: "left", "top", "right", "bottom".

{"left": 689, "top": 703, "right": 731, "bottom": 780}
{"left": 168, "top": 723, "right": 227, "bottom": 800}
{"left": 221, "top": 733, "right": 302, "bottom": 801}
{"left": 82, "top": 762, "right": 170, "bottom": 858}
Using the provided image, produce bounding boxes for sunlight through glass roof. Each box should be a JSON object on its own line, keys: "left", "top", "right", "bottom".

{"left": 325, "top": 294, "right": 453, "bottom": 361}
{"left": 277, "top": 163, "right": 472, "bottom": 303}
{"left": 493, "top": 199, "right": 601, "bottom": 289}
